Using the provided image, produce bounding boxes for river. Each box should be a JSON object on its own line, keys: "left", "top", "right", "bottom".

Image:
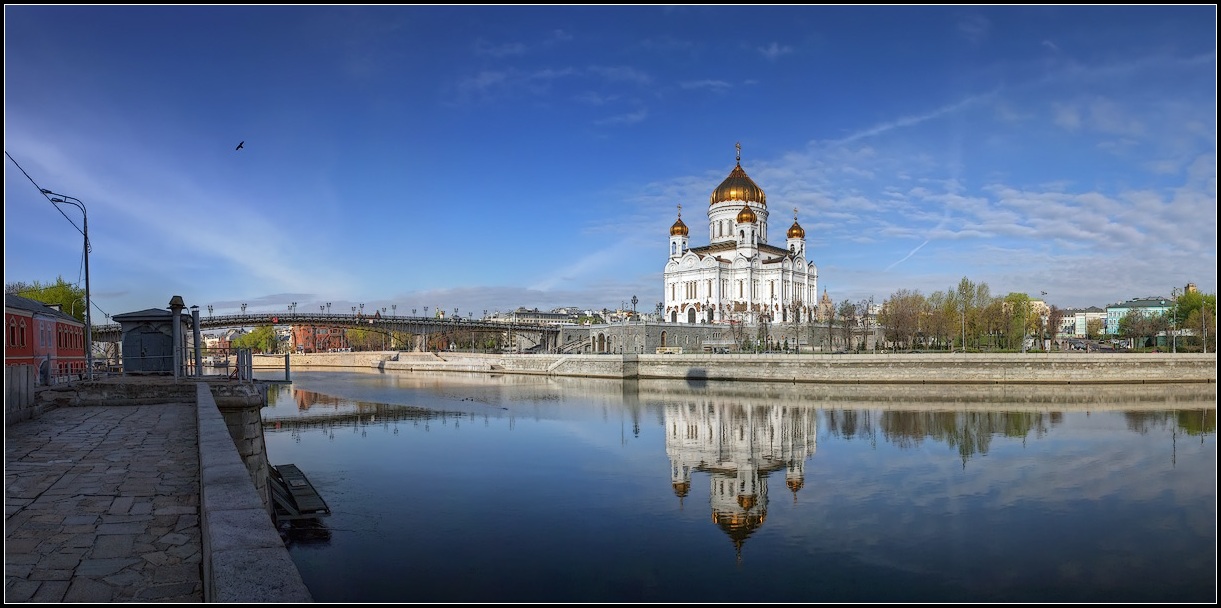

{"left": 255, "top": 368, "right": 1217, "bottom": 602}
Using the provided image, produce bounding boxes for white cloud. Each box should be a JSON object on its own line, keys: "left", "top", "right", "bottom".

{"left": 757, "top": 42, "right": 793, "bottom": 61}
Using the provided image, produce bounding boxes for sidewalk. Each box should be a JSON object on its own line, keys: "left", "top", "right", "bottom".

{"left": 5, "top": 402, "right": 203, "bottom": 602}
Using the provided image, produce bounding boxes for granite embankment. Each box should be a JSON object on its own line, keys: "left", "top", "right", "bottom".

{"left": 256, "top": 351, "right": 1218, "bottom": 385}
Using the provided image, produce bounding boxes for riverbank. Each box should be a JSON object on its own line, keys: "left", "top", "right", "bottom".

{"left": 255, "top": 351, "right": 1218, "bottom": 384}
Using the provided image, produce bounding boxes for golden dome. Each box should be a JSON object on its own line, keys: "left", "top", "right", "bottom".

{"left": 787, "top": 221, "right": 805, "bottom": 239}
{"left": 736, "top": 205, "right": 757, "bottom": 224}
{"left": 670, "top": 217, "right": 689, "bottom": 236}
{"left": 711, "top": 163, "right": 767, "bottom": 206}
{"left": 672, "top": 481, "right": 690, "bottom": 498}
{"left": 786, "top": 477, "right": 804, "bottom": 492}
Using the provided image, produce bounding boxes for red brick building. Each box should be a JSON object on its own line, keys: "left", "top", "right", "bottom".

{"left": 290, "top": 325, "right": 349, "bottom": 353}
{"left": 5, "top": 293, "right": 87, "bottom": 382}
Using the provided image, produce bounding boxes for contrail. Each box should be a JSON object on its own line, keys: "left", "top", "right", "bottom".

{"left": 886, "top": 240, "right": 929, "bottom": 271}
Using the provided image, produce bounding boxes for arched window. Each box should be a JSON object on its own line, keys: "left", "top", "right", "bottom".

{"left": 671, "top": 242, "right": 677, "bottom": 255}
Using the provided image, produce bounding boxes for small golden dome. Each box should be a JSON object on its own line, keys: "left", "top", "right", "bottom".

{"left": 736, "top": 205, "right": 757, "bottom": 224}
{"left": 670, "top": 217, "right": 689, "bottom": 236}
{"left": 711, "top": 163, "right": 767, "bottom": 206}
{"left": 787, "top": 221, "right": 805, "bottom": 239}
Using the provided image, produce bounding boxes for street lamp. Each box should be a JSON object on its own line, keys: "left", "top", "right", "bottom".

{"left": 326, "top": 302, "right": 331, "bottom": 315}
{"left": 392, "top": 304, "right": 397, "bottom": 317}
{"left": 291, "top": 301, "right": 297, "bottom": 315}
{"left": 241, "top": 303, "right": 247, "bottom": 316}
{"left": 1171, "top": 287, "right": 1181, "bottom": 353}
{"left": 207, "top": 305, "right": 213, "bottom": 318}
{"left": 41, "top": 189, "right": 92, "bottom": 379}
{"left": 360, "top": 303, "right": 365, "bottom": 316}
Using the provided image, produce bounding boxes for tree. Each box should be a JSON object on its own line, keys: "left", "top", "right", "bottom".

{"left": 4, "top": 276, "right": 87, "bottom": 322}
{"left": 1086, "top": 318, "right": 1104, "bottom": 340}
{"left": 231, "top": 326, "right": 277, "bottom": 353}
{"left": 1047, "top": 305, "right": 1065, "bottom": 346}
{"left": 836, "top": 299, "right": 857, "bottom": 351}
{"left": 1003, "top": 293, "right": 1033, "bottom": 351}
{"left": 879, "top": 289, "right": 925, "bottom": 352}
{"left": 346, "top": 328, "right": 383, "bottom": 351}
{"left": 1118, "top": 309, "right": 1163, "bottom": 349}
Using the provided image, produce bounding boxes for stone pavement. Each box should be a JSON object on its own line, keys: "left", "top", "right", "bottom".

{"left": 5, "top": 403, "right": 203, "bottom": 602}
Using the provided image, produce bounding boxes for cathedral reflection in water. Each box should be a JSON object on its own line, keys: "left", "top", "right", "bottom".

{"left": 664, "top": 402, "right": 817, "bottom": 558}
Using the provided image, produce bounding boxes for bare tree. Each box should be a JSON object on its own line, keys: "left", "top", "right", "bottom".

{"left": 880, "top": 289, "right": 925, "bottom": 351}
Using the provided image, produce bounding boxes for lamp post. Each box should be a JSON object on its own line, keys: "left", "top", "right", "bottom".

{"left": 207, "top": 304, "right": 213, "bottom": 319}
{"left": 41, "top": 190, "right": 92, "bottom": 379}
{"left": 360, "top": 303, "right": 365, "bottom": 316}
{"left": 326, "top": 302, "right": 331, "bottom": 315}
{"left": 291, "top": 301, "right": 297, "bottom": 316}
{"left": 1171, "top": 287, "right": 1180, "bottom": 353}
{"left": 392, "top": 304, "right": 397, "bottom": 317}
{"left": 241, "top": 303, "right": 247, "bottom": 316}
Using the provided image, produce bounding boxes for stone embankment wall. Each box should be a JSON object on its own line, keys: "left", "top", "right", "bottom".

{"left": 258, "top": 351, "right": 1219, "bottom": 384}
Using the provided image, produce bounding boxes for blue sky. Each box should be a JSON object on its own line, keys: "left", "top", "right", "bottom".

{"left": 4, "top": 6, "right": 1216, "bottom": 322}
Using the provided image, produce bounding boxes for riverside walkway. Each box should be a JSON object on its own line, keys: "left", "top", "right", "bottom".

{"left": 5, "top": 377, "right": 313, "bottom": 603}
{"left": 5, "top": 402, "right": 203, "bottom": 602}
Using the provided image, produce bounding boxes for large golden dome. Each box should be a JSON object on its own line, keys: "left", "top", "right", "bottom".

{"left": 710, "top": 163, "right": 767, "bottom": 206}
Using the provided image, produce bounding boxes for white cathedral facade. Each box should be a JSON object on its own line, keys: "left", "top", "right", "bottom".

{"left": 664, "top": 144, "right": 818, "bottom": 325}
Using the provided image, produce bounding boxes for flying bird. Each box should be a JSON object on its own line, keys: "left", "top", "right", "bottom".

{"left": 235, "top": 141, "right": 244, "bottom": 150}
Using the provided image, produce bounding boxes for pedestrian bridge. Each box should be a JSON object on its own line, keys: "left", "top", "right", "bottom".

{"left": 91, "top": 313, "right": 561, "bottom": 353}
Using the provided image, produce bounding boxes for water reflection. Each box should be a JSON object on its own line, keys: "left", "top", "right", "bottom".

{"left": 258, "top": 371, "right": 1216, "bottom": 602}
{"left": 665, "top": 402, "right": 818, "bottom": 561}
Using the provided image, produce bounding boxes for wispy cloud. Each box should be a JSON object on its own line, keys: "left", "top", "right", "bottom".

{"left": 473, "top": 40, "right": 527, "bottom": 58}
{"left": 595, "top": 108, "right": 648, "bottom": 126}
{"left": 679, "top": 79, "right": 733, "bottom": 92}
{"left": 757, "top": 42, "right": 793, "bottom": 61}
{"left": 588, "top": 65, "right": 652, "bottom": 86}
{"left": 957, "top": 13, "right": 990, "bottom": 44}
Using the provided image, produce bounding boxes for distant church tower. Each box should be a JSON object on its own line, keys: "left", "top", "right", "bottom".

{"left": 663, "top": 143, "right": 818, "bottom": 325}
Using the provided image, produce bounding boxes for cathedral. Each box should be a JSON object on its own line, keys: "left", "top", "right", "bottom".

{"left": 664, "top": 144, "right": 818, "bottom": 325}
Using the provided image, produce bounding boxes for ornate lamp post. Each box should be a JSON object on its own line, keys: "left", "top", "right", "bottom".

{"left": 326, "top": 302, "right": 331, "bottom": 315}
{"left": 207, "top": 305, "right": 213, "bottom": 318}
{"left": 241, "top": 303, "right": 247, "bottom": 316}
{"left": 41, "top": 189, "right": 92, "bottom": 378}
{"left": 392, "top": 304, "right": 397, "bottom": 317}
